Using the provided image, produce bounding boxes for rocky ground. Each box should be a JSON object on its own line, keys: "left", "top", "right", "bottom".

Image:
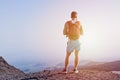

{"left": 0, "top": 56, "right": 25, "bottom": 80}
{"left": 0, "top": 56, "right": 120, "bottom": 80}
{"left": 1, "top": 68, "right": 120, "bottom": 80}
{"left": 20, "top": 69, "right": 120, "bottom": 80}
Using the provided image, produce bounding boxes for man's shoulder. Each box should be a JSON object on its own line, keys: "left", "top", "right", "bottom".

{"left": 64, "top": 21, "right": 71, "bottom": 26}
{"left": 66, "top": 20, "right": 71, "bottom": 24}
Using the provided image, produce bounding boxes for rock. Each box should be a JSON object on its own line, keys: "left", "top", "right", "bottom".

{"left": 1, "top": 56, "right": 120, "bottom": 80}
{"left": 22, "top": 69, "right": 120, "bottom": 80}
{"left": 0, "top": 56, "right": 25, "bottom": 80}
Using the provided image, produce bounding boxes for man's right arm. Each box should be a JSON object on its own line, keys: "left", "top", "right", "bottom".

{"left": 63, "top": 22, "right": 68, "bottom": 36}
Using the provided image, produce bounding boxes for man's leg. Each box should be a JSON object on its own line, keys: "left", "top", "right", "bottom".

{"left": 74, "top": 50, "right": 79, "bottom": 69}
{"left": 64, "top": 52, "right": 71, "bottom": 70}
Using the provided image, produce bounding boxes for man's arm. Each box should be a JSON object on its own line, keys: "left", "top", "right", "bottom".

{"left": 80, "top": 25, "right": 83, "bottom": 35}
{"left": 63, "top": 22, "right": 68, "bottom": 36}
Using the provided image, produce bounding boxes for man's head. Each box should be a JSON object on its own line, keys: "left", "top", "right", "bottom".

{"left": 71, "top": 11, "right": 77, "bottom": 19}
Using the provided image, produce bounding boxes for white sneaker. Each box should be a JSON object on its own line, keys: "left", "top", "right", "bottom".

{"left": 73, "top": 69, "right": 79, "bottom": 73}
{"left": 62, "top": 69, "right": 67, "bottom": 74}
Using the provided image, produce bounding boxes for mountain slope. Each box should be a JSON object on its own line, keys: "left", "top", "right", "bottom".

{"left": 0, "top": 56, "right": 25, "bottom": 79}
{"left": 21, "top": 60, "right": 120, "bottom": 80}
{"left": 21, "top": 69, "right": 120, "bottom": 80}
{"left": 80, "top": 60, "right": 120, "bottom": 71}
{"left": 1, "top": 56, "right": 120, "bottom": 80}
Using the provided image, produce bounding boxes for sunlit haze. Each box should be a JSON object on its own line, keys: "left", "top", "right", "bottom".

{"left": 0, "top": 0, "right": 120, "bottom": 68}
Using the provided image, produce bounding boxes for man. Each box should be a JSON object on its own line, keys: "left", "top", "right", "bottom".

{"left": 63, "top": 11, "right": 83, "bottom": 73}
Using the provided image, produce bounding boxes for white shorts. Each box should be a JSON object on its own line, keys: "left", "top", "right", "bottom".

{"left": 66, "top": 39, "right": 80, "bottom": 53}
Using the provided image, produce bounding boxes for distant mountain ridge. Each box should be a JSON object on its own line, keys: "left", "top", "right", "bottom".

{"left": 81, "top": 60, "right": 120, "bottom": 71}
{"left": 55, "top": 60, "right": 105, "bottom": 68}
{"left": 55, "top": 60, "right": 120, "bottom": 71}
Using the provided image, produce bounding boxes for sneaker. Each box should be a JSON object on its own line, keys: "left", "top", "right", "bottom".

{"left": 62, "top": 69, "right": 67, "bottom": 74}
{"left": 73, "top": 68, "right": 78, "bottom": 73}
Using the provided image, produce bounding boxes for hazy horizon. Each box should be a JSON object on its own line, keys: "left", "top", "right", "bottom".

{"left": 0, "top": 0, "right": 120, "bottom": 68}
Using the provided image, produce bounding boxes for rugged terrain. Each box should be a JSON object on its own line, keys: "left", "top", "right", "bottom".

{"left": 0, "top": 56, "right": 120, "bottom": 80}
{"left": 0, "top": 56, "right": 25, "bottom": 80}
{"left": 22, "top": 69, "right": 120, "bottom": 80}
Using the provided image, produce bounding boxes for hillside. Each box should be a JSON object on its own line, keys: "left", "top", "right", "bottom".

{"left": 0, "top": 56, "right": 25, "bottom": 80}
{"left": 80, "top": 60, "right": 120, "bottom": 71}
{"left": 0, "top": 56, "right": 120, "bottom": 80}
{"left": 21, "top": 69, "right": 120, "bottom": 80}
{"left": 21, "top": 61, "right": 120, "bottom": 80}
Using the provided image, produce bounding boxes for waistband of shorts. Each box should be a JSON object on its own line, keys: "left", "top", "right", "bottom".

{"left": 68, "top": 39, "right": 80, "bottom": 42}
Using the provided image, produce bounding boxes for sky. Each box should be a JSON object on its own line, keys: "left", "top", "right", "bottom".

{"left": 0, "top": 0, "right": 120, "bottom": 67}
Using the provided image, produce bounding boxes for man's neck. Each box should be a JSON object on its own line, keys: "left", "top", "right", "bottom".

{"left": 71, "top": 18, "right": 77, "bottom": 24}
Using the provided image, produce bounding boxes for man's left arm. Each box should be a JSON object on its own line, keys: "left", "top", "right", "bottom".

{"left": 80, "top": 25, "right": 83, "bottom": 35}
